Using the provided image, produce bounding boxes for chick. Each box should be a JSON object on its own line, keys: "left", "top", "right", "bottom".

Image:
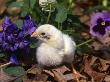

{"left": 31, "top": 24, "right": 76, "bottom": 67}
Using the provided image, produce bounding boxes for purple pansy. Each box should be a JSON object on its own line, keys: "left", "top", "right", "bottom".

{"left": 90, "top": 12, "right": 110, "bottom": 38}
{"left": 22, "top": 15, "right": 36, "bottom": 35}
{"left": 0, "top": 15, "right": 37, "bottom": 64}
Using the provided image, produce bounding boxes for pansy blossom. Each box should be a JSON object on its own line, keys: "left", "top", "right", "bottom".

{"left": 1, "top": 15, "right": 37, "bottom": 64}
{"left": 90, "top": 12, "right": 110, "bottom": 38}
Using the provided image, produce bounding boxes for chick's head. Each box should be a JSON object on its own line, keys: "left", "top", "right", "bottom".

{"left": 31, "top": 24, "right": 63, "bottom": 45}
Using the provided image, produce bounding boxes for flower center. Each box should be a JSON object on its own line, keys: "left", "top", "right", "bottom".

{"left": 101, "top": 21, "right": 105, "bottom": 26}
{"left": 97, "top": 18, "right": 110, "bottom": 28}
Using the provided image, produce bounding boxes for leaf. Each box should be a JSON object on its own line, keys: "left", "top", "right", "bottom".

{"left": 30, "top": 42, "right": 38, "bottom": 48}
{"left": 64, "top": 74, "right": 73, "bottom": 81}
{"left": 56, "top": 0, "right": 64, "bottom": 3}
{"left": 90, "top": 41, "right": 103, "bottom": 50}
{"left": 8, "top": 1, "right": 24, "bottom": 8}
{"left": 77, "top": 45, "right": 93, "bottom": 55}
{"left": 14, "top": 20, "right": 22, "bottom": 29}
{"left": 20, "top": 0, "right": 30, "bottom": 16}
{"left": 104, "top": 75, "right": 110, "bottom": 82}
{"left": 20, "top": 11, "right": 28, "bottom": 17}
{"left": 14, "top": 78, "right": 22, "bottom": 82}
{"left": 4, "top": 66, "right": 25, "bottom": 77}
{"left": 62, "top": 14, "right": 83, "bottom": 30}
{"left": 0, "top": 68, "right": 14, "bottom": 82}
{"left": 52, "top": 70, "right": 67, "bottom": 82}
{"left": 7, "top": 0, "right": 16, "bottom": 4}
{"left": 53, "top": 65, "right": 70, "bottom": 74}
{"left": 0, "top": 0, "right": 6, "bottom": 14}
{"left": 22, "top": 0, "right": 30, "bottom": 10}
{"left": 0, "top": 53, "right": 5, "bottom": 58}
{"left": 30, "top": 0, "right": 36, "bottom": 9}
{"left": 55, "top": 5, "right": 67, "bottom": 23}
{"left": 99, "top": 58, "right": 110, "bottom": 71}
{"left": 83, "top": 56, "right": 105, "bottom": 82}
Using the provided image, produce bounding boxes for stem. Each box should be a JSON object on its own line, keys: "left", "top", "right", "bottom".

{"left": 46, "top": 3, "right": 52, "bottom": 23}
{"left": 76, "top": 38, "right": 94, "bottom": 48}
{"left": 0, "top": 62, "right": 11, "bottom": 68}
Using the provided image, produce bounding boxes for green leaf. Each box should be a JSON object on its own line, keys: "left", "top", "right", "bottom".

{"left": 62, "top": 14, "right": 82, "bottom": 30}
{"left": 55, "top": 5, "right": 67, "bottom": 23}
{"left": 4, "top": 66, "right": 25, "bottom": 77}
{"left": 14, "top": 78, "right": 22, "bottom": 82}
{"left": 14, "top": 20, "right": 22, "bottom": 29}
{"left": 56, "top": 0, "right": 67, "bottom": 3}
{"left": 23, "top": 0, "right": 30, "bottom": 9}
{"left": 30, "top": 0, "right": 36, "bottom": 9}
{"left": 21, "top": 0, "right": 30, "bottom": 16}
{"left": 7, "top": 0, "right": 16, "bottom": 5}
{"left": 76, "top": 45, "right": 93, "bottom": 55}
{"left": 0, "top": 53, "right": 4, "bottom": 58}
{"left": 8, "top": 1, "right": 24, "bottom": 8}
{"left": 21, "top": 11, "right": 28, "bottom": 17}
{"left": 30, "top": 42, "right": 38, "bottom": 48}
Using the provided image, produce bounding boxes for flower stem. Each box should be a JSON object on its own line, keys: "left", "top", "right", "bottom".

{"left": 0, "top": 62, "right": 11, "bottom": 68}
{"left": 46, "top": 3, "right": 52, "bottom": 23}
{"left": 76, "top": 38, "right": 94, "bottom": 48}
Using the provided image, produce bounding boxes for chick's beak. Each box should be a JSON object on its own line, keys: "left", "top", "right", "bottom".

{"left": 31, "top": 32, "right": 39, "bottom": 38}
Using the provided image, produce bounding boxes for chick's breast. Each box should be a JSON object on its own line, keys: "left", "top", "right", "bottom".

{"left": 36, "top": 43, "right": 64, "bottom": 66}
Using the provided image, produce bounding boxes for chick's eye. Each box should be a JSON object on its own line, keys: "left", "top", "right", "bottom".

{"left": 41, "top": 32, "right": 45, "bottom": 35}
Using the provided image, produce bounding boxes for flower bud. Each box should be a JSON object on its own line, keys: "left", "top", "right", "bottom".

{"left": 39, "top": 0, "right": 56, "bottom": 12}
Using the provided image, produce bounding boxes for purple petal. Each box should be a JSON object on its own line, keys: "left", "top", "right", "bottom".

{"left": 90, "top": 13, "right": 103, "bottom": 27}
{"left": 22, "top": 15, "right": 37, "bottom": 35}
{"left": 98, "top": 28, "right": 106, "bottom": 35}
{"left": 10, "top": 54, "right": 20, "bottom": 65}
{"left": 10, "top": 45, "right": 17, "bottom": 52}
{"left": 92, "top": 25, "right": 106, "bottom": 35}
{"left": 2, "top": 17, "right": 18, "bottom": 33}
{"left": 18, "top": 40, "right": 29, "bottom": 49}
{"left": 0, "top": 32, "right": 3, "bottom": 44}
{"left": 2, "top": 42, "right": 10, "bottom": 51}
{"left": 29, "top": 26, "right": 36, "bottom": 35}
{"left": 106, "top": 26, "right": 110, "bottom": 30}
{"left": 2, "top": 17, "right": 12, "bottom": 30}
{"left": 90, "top": 27, "right": 109, "bottom": 39}
{"left": 90, "top": 12, "right": 110, "bottom": 27}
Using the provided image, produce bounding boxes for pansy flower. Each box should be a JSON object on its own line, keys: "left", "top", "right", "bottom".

{"left": 90, "top": 12, "right": 110, "bottom": 38}
{"left": 1, "top": 15, "right": 37, "bottom": 65}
